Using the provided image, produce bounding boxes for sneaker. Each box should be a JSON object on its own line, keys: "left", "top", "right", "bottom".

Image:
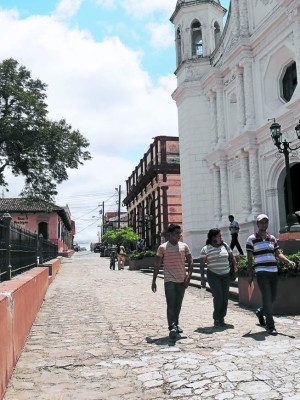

{"left": 176, "top": 325, "right": 183, "bottom": 334}
{"left": 255, "top": 310, "right": 266, "bottom": 326}
{"left": 169, "top": 325, "right": 177, "bottom": 340}
{"left": 266, "top": 326, "right": 278, "bottom": 335}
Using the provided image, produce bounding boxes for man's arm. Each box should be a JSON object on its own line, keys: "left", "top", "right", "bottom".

{"left": 184, "top": 254, "right": 194, "bottom": 288}
{"left": 275, "top": 249, "right": 296, "bottom": 268}
{"left": 152, "top": 255, "right": 162, "bottom": 292}
{"left": 247, "top": 250, "right": 254, "bottom": 284}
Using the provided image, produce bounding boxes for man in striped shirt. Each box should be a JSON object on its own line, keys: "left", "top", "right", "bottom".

{"left": 152, "top": 224, "right": 193, "bottom": 340}
{"left": 246, "top": 214, "right": 295, "bottom": 335}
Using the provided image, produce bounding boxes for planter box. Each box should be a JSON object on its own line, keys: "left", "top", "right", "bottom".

{"left": 238, "top": 276, "right": 300, "bottom": 315}
{"left": 128, "top": 257, "right": 155, "bottom": 271}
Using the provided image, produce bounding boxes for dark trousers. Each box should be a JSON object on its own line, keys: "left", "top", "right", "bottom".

{"left": 256, "top": 271, "right": 278, "bottom": 329}
{"left": 207, "top": 270, "right": 231, "bottom": 322}
{"left": 230, "top": 233, "right": 244, "bottom": 255}
{"left": 110, "top": 261, "right": 115, "bottom": 270}
{"left": 164, "top": 281, "right": 186, "bottom": 330}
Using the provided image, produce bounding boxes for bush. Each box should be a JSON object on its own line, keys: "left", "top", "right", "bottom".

{"left": 236, "top": 252, "right": 300, "bottom": 277}
{"left": 129, "top": 250, "right": 156, "bottom": 260}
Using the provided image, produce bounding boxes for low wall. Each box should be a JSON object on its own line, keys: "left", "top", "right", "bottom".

{"left": 0, "top": 258, "right": 62, "bottom": 399}
{"left": 238, "top": 276, "right": 300, "bottom": 315}
{"left": 43, "top": 256, "right": 62, "bottom": 284}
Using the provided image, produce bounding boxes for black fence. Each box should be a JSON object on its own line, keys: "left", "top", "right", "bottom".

{"left": 0, "top": 213, "right": 58, "bottom": 282}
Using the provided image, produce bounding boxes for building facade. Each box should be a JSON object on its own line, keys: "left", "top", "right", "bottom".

{"left": 171, "top": 0, "right": 300, "bottom": 256}
{"left": 0, "top": 198, "right": 74, "bottom": 252}
{"left": 123, "top": 136, "right": 181, "bottom": 249}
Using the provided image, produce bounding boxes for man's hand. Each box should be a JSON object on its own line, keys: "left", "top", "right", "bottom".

{"left": 184, "top": 276, "right": 191, "bottom": 288}
{"left": 289, "top": 261, "right": 296, "bottom": 269}
{"left": 152, "top": 282, "right": 157, "bottom": 293}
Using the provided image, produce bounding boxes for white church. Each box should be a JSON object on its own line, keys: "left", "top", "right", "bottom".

{"left": 170, "top": 0, "right": 300, "bottom": 256}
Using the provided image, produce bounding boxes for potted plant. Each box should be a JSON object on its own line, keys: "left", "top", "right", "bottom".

{"left": 237, "top": 252, "right": 300, "bottom": 314}
{"left": 128, "top": 250, "right": 156, "bottom": 270}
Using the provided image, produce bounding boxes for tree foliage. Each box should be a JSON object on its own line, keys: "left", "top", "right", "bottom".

{"left": 0, "top": 58, "right": 91, "bottom": 201}
{"left": 102, "top": 227, "right": 139, "bottom": 250}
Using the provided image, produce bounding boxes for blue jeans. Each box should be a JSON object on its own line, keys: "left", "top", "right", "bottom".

{"left": 207, "top": 270, "right": 231, "bottom": 322}
{"left": 164, "top": 281, "right": 186, "bottom": 330}
{"left": 256, "top": 271, "right": 278, "bottom": 329}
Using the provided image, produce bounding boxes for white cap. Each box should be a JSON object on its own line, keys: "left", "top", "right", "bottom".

{"left": 256, "top": 214, "right": 269, "bottom": 222}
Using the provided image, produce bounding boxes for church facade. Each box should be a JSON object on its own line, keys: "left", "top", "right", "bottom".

{"left": 171, "top": 0, "right": 300, "bottom": 256}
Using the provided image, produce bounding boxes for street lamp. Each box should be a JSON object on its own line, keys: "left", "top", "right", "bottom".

{"left": 269, "top": 118, "right": 300, "bottom": 230}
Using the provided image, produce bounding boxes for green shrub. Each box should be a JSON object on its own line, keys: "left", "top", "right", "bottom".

{"left": 129, "top": 250, "right": 156, "bottom": 260}
{"left": 235, "top": 251, "right": 300, "bottom": 277}
{"left": 129, "top": 251, "right": 144, "bottom": 260}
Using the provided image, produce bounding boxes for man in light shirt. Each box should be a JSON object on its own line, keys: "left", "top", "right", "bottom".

{"left": 228, "top": 215, "right": 244, "bottom": 255}
{"left": 152, "top": 224, "right": 193, "bottom": 340}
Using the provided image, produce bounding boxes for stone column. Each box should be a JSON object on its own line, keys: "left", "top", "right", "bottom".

{"left": 240, "top": 151, "right": 251, "bottom": 216}
{"left": 213, "top": 165, "right": 221, "bottom": 222}
{"left": 248, "top": 146, "right": 262, "bottom": 215}
{"left": 208, "top": 91, "right": 218, "bottom": 146}
{"left": 235, "top": 66, "right": 246, "bottom": 130}
{"left": 215, "top": 85, "right": 226, "bottom": 144}
{"left": 291, "top": 5, "right": 300, "bottom": 93}
{"left": 240, "top": 59, "right": 255, "bottom": 128}
{"left": 239, "top": 0, "right": 249, "bottom": 37}
{"left": 231, "top": 0, "right": 240, "bottom": 40}
{"left": 219, "top": 160, "right": 229, "bottom": 221}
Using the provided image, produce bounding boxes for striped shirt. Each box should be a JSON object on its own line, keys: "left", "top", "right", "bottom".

{"left": 246, "top": 232, "right": 279, "bottom": 272}
{"left": 156, "top": 241, "right": 191, "bottom": 283}
{"left": 199, "top": 243, "right": 231, "bottom": 275}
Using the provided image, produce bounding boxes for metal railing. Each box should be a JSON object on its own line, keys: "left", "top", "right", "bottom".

{"left": 0, "top": 213, "right": 58, "bottom": 282}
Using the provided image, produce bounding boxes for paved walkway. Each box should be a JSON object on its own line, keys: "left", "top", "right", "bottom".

{"left": 3, "top": 253, "right": 300, "bottom": 400}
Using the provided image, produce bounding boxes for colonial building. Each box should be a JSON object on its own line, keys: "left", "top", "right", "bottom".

{"left": 0, "top": 198, "right": 74, "bottom": 252}
{"left": 171, "top": 0, "right": 300, "bottom": 255}
{"left": 123, "top": 136, "right": 181, "bottom": 249}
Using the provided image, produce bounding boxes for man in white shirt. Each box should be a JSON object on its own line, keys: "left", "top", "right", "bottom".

{"left": 228, "top": 215, "right": 244, "bottom": 255}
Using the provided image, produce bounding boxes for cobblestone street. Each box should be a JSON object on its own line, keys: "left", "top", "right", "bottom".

{"left": 3, "top": 252, "right": 300, "bottom": 400}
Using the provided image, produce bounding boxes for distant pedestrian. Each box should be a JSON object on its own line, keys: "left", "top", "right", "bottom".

{"left": 117, "top": 244, "right": 126, "bottom": 270}
{"left": 152, "top": 224, "right": 193, "bottom": 340}
{"left": 137, "top": 238, "right": 145, "bottom": 252}
{"left": 109, "top": 251, "right": 116, "bottom": 270}
{"left": 246, "top": 214, "right": 296, "bottom": 335}
{"left": 228, "top": 215, "right": 244, "bottom": 255}
{"left": 200, "top": 228, "right": 237, "bottom": 327}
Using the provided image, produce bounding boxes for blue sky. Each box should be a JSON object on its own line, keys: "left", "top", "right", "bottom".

{"left": 0, "top": 0, "right": 230, "bottom": 245}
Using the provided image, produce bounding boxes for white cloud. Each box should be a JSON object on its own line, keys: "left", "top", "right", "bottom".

{"left": 146, "top": 22, "right": 174, "bottom": 49}
{"left": 53, "top": 0, "right": 83, "bottom": 19}
{"left": 93, "top": 0, "right": 115, "bottom": 8}
{"left": 0, "top": 8, "right": 178, "bottom": 244}
{"left": 120, "top": 0, "right": 175, "bottom": 18}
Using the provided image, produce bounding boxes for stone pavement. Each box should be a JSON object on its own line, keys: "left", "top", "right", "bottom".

{"left": 3, "top": 253, "right": 300, "bottom": 400}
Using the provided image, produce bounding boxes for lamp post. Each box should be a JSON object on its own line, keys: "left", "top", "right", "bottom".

{"left": 269, "top": 118, "right": 300, "bottom": 230}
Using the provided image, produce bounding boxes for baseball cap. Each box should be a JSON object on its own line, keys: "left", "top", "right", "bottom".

{"left": 257, "top": 214, "right": 269, "bottom": 222}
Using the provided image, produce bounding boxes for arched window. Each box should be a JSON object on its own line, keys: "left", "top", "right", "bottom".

{"left": 191, "top": 20, "right": 202, "bottom": 56}
{"left": 176, "top": 27, "right": 182, "bottom": 66}
{"left": 281, "top": 61, "right": 297, "bottom": 102}
{"left": 214, "top": 21, "right": 221, "bottom": 48}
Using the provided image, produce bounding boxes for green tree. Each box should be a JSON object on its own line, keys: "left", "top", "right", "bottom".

{"left": 102, "top": 227, "right": 139, "bottom": 250}
{"left": 0, "top": 58, "right": 91, "bottom": 201}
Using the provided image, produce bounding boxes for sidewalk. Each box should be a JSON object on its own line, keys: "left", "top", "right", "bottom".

{"left": 4, "top": 252, "right": 300, "bottom": 400}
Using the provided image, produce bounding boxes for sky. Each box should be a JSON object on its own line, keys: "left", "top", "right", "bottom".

{"left": 0, "top": 0, "right": 230, "bottom": 247}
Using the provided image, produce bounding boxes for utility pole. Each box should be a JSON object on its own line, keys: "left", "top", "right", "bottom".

{"left": 99, "top": 201, "right": 105, "bottom": 238}
{"left": 118, "top": 185, "right": 121, "bottom": 229}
